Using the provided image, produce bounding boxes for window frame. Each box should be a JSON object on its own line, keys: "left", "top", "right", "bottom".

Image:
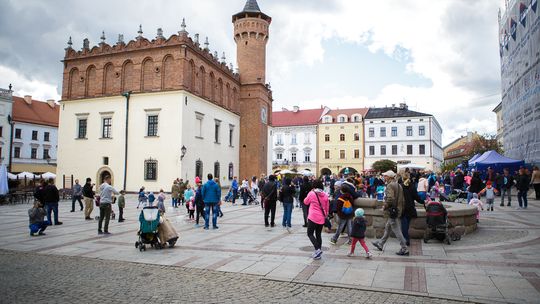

{"left": 77, "top": 118, "right": 87, "bottom": 139}
{"left": 44, "top": 132, "right": 50, "bottom": 142}
{"left": 392, "top": 145, "right": 398, "bottom": 155}
{"left": 14, "top": 147, "right": 21, "bottom": 158}
{"left": 419, "top": 125, "right": 425, "bottom": 136}
{"left": 339, "top": 150, "right": 345, "bottom": 159}
{"left": 419, "top": 144, "right": 426, "bottom": 155}
{"left": 31, "top": 130, "right": 38, "bottom": 141}
{"left": 324, "top": 134, "right": 330, "bottom": 142}
{"left": 391, "top": 127, "right": 397, "bottom": 137}
{"left": 15, "top": 128, "right": 21, "bottom": 139}
{"left": 380, "top": 127, "right": 386, "bottom": 137}
{"left": 31, "top": 148, "right": 37, "bottom": 159}
{"left": 144, "top": 159, "right": 158, "bottom": 181}
{"left": 102, "top": 117, "right": 112, "bottom": 139}
{"left": 214, "top": 119, "right": 221, "bottom": 144}
{"left": 380, "top": 145, "right": 387, "bottom": 155}
{"left": 407, "top": 145, "right": 413, "bottom": 155}
{"left": 324, "top": 150, "right": 330, "bottom": 159}
{"left": 339, "top": 134, "right": 345, "bottom": 141}
{"left": 406, "top": 126, "right": 413, "bottom": 136}
{"left": 369, "top": 128, "right": 374, "bottom": 138}
{"left": 147, "top": 115, "right": 159, "bottom": 137}
{"left": 354, "top": 149, "right": 360, "bottom": 159}
{"left": 369, "top": 146, "right": 375, "bottom": 156}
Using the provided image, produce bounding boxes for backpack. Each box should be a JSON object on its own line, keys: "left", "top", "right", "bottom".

{"left": 340, "top": 197, "right": 353, "bottom": 215}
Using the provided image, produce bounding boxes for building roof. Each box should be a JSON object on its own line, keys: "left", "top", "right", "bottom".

{"left": 243, "top": 0, "right": 261, "bottom": 12}
{"left": 233, "top": 0, "right": 271, "bottom": 22}
{"left": 12, "top": 96, "right": 59, "bottom": 127}
{"left": 365, "top": 106, "right": 431, "bottom": 119}
{"left": 325, "top": 108, "right": 369, "bottom": 119}
{"left": 272, "top": 108, "right": 324, "bottom": 127}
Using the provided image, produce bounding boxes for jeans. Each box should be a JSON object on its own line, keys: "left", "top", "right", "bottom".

{"left": 376, "top": 218, "right": 407, "bottom": 251}
{"left": 518, "top": 190, "right": 528, "bottom": 208}
{"left": 401, "top": 216, "right": 411, "bottom": 243}
{"left": 444, "top": 185, "right": 451, "bottom": 196}
{"left": 282, "top": 203, "right": 293, "bottom": 227}
{"left": 307, "top": 220, "right": 323, "bottom": 250}
{"left": 29, "top": 221, "right": 49, "bottom": 234}
{"left": 467, "top": 191, "right": 474, "bottom": 203}
{"left": 118, "top": 207, "right": 124, "bottom": 221}
{"left": 418, "top": 191, "right": 426, "bottom": 201}
{"left": 264, "top": 200, "right": 277, "bottom": 226}
{"left": 98, "top": 203, "right": 112, "bottom": 232}
{"left": 501, "top": 188, "right": 511, "bottom": 205}
{"left": 232, "top": 189, "right": 238, "bottom": 204}
{"left": 71, "top": 195, "right": 83, "bottom": 211}
{"left": 204, "top": 203, "right": 219, "bottom": 228}
{"left": 45, "top": 203, "right": 59, "bottom": 224}
{"left": 331, "top": 217, "right": 352, "bottom": 242}
{"left": 172, "top": 198, "right": 178, "bottom": 208}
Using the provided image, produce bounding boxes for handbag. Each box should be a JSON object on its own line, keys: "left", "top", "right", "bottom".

{"left": 388, "top": 184, "right": 403, "bottom": 219}
{"left": 315, "top": 191, "right": 332, "bottom": 229}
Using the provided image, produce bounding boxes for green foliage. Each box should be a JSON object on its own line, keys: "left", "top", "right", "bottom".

{"left": 467, "top": 134, "right": 503, "bottom": 159}
{"left": 440, "top": 162, "right": 456, "bottom": 173}
{"left": 372, "top": 159, "right": 397, "bottom": 173}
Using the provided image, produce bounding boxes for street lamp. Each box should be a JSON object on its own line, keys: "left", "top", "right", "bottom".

{"left": 180, "top": 145, "right": 187, "bottom": 160}
{"left": 7, "top": 114, "right": 14, "bottom": 172}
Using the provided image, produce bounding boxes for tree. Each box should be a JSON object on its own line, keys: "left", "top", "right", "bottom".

{"left": 372, "top": 159, "right": 397, "bottom": 173}
{"left": 466, "top": 134, "right": 503, "bottom": 159}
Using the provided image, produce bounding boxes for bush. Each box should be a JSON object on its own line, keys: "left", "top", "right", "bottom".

{"left": 372, "top": 159, "right": 397, "bottom": 173}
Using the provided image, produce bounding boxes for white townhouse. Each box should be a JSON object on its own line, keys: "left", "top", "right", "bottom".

{"left": 0, "top": 87, "right": 13, "bottom": 168}
{"left": 364, "top": 103, "right": 443, "bottom": 172}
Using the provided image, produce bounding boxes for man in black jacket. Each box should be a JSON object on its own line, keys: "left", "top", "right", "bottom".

{"left": 262, "top": 175, "right": 278, "bottom": 227}
{"left": 43, "top": 178, "right": 62, "bottom": 225}
{"left": 82, "top": 178, "right": 95, "bottom": 220}
{"left": 299, "top": 176, "right": 312, "bottom": 227}
{"left": 516, "top": 168, "right": 531, "bottom": 209}
{"left": 500, "top": 168, "right": 514, "bottom": 207}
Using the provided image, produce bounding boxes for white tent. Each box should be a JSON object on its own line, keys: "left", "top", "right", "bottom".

{"left": 397, "top": 164, "right": 426, "bottom": 171}
{"left": 299, "top": 170, "right": 314, "bottom": 176}
{"left": 7, "top": 173, "right": 17, "bottom": 180}
{"left": 17, "top": 171, "right": 36, "bottom": 179}
{"left": 279, "top": 169, "right": 295, "bottom": 175}
{"left": 41, "top": 172, "right": 56, "bottom": 179}
{"left": 0, "top": 165, "right": 9, "bottom": 195}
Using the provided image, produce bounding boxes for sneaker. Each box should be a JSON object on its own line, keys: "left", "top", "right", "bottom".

{"left": 314, "top": 250, "right": 323, "bottom": 260}
{"left": 286, "top": 227, "right": 292, "bottom": 234}
{"left": 85, "top": 217, "right": 92, "bottom": 220}
{"left": 194, "top": 224, "right": 200, "bottom": 228}
{"left": 330, "top": 238, "right": 337, "bottom": 245}
{"left": 203, "top": 227, "right": 209, "bottom": 230}
{"left": 311, "top": 249, "right": 321, "bottom": 258}
{"left": 98, "top": 230, "right": 103, "bottom": 235}
{"left": 104, "top": 231, "right": 111, "bottom": 235}
{"left": 55, "top": 222, "right": 63, "bottom": 225}
{"left": 372, "top": 241, "right": 383, "bottom": 251}
{"left": 516, "top": 206, "right": 522, "bottom": 210}
{"left": 396, "top": 249, "right": 409, "bottom": 256}
{"left": 366, "top": 252, "right": 373, "bottom": 259}
{"left": 70, "top": 210, "right": 75, "bottom": 213}
{"left": 347, "top": 252, "right": 354, "bottom": 257}
{"left": 212, "top": 226, "right": 219, "bottom": 230}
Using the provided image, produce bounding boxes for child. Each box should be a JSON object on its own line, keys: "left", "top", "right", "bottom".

{"left": 137, "top": 187, "right": 147, "bottom": 208}
{"left": 157, "top": 189, "right": 166, "bottom": 214}
{"left": 479, "top": 181, "right": 498, "bottom": 211}
{"left": 28, "top": 201, "right": 48, "bottom": 236}
{"left": 188, "top": 197, "right": 195, "bottom": 221}
{"left": 468, "top": 193, "right": 484, "bottom": 222}
{"left": 117, "top": 190, "right": 126, "bottom": 222}
{"left": 348, "top": 208, "right": 372, "bottom": 258}
{"left": 376, "top": 185, "right": 385, "bottom": 202}
{"left": 148, "top": 191, "right": 156, "bottom": 205}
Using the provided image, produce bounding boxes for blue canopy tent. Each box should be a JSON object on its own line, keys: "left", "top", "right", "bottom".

{"left": 467, "top": 153, "right": 481, "bottom": 166}
{"left": 472, "top": 150, "right": 524, "bottom": 173}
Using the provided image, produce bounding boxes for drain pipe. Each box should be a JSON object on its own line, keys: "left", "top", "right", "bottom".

{"left": 121, "top": 91, "right": 132, "bottom": 191}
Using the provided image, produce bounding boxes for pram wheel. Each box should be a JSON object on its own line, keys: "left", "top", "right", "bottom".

{"left": 445, "top": 238, "right": 451, "bottom": 245}
{"left": 423, "top": 238, "right": 428, "bottom": 243}
{"left": 135, "top": 241, "right": 139, "bottom": 248}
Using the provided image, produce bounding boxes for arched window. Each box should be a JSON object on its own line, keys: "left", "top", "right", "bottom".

{"left": 228, "top": 163, "right": 234, "bottom": 180}
{"left": 190, "top": 60, "right": 196, "bottom": 91}
{"left": 225, "top": 83, "right": 231, "bottom": 108}
{"left": 103, "top": 63, "right": 115, "bottom": 95}
{"left": 340, "top": 134, "right": 345, "bottom": 141}
{"left": 209, "top": 72, "right": 216, "bottom": 101}
{"left": 218, "top": 78, "right": 223, "bottom": 105}
{"left": 162, "top": 55, "right": 175, "bottom": 89}
{"left": 142, "top": 57, "right": 154, "bottom": 91}
{"left": 122, "top": 60, "right": 137, "bottom": 92}
{"left": 199, "top": 66, "right": 206, "bottom": 97}
{"left": 214, "top": 162, "right": 220, "bottom": 179}
{"left": 324, "top": 134, "right": 330, "bottom": 142}
{"left": 195, "top": 159, "right": 203, "bottom": 180}
{"left": 68, "top": 68, "right": 80, "bottom": 99}
{"left": 85, "top": 65, "right": 97, "bottom": 97}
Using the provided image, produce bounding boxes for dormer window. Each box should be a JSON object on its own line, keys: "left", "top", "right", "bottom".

{"left": 338, "top": 115, "right": 347, "bottom": 123}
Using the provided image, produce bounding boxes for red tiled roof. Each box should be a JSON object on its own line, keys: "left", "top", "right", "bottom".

{"left": 326, "top": 108, "right": 369, "bottom": 119}
{"left": 272, "top": 108, "right": 324, "bottom": 127}
{"left": 12, "top": 96, "right": 59, "bottom": 127}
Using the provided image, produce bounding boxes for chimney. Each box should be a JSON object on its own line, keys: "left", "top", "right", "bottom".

{"left": 399, "top": 103, "right": 407, "bottom": 110}
{"left": 47, "top": 99, "right": 56, "bottom": 108}
{"left": 293, "top": 106, "right": 299, "bottom": 113}
{"left": 23, "top": 95, "right": 32, "bottom": 104}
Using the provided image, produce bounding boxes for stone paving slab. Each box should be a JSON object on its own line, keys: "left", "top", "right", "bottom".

{"left": 0, "top": 194, "right": 540, "bottom": 303}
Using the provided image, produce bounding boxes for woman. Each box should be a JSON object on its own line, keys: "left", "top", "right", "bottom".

{"left": 417, "top": 175, "right": 428, "bottom": 201}
{"left": 531, "top": 166, "right": 540, "bottom": 200}
{"left": 280, "top": 178, "right": 295, "bottom": 232}
{"left": 241, "top": 178, "right": 250, "bottom": 205}
{"left": 299, "top": 176, "right": 312, "bottom": 227}
{"left": 468, "top": 172, "right": 483, "bottom": 203}
{"left": 401, "top": 173, "right": 424, "bottom": 246}
{"left": 251, "top": 176, "right": 259, "bottom": 199}
{"left": 303, "top": 179, "right": 329, "bottom": 260}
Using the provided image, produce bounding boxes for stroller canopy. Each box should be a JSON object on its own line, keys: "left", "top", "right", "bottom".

{"left": 472, "top": 150, "right": 524, "bottom": 173}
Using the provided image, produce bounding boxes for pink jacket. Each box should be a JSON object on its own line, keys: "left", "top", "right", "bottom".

{"left": 303, "top": 189, "right": 329, "bottom": 225}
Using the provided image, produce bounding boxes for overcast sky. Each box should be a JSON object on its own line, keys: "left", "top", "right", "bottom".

{"left": 0, "top": 0, "right": 503, "bottom": 145}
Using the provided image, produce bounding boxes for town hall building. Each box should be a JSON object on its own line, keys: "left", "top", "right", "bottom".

{"left": 57, "top": 0, "right": 272, "bottom": 191}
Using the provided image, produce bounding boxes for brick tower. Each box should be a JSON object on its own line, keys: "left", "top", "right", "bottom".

{"left": 233, "top": 0, "right": 273, "bottom": 179}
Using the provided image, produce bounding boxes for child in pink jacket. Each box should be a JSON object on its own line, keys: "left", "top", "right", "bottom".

{"left": 468, "top": 193, "right": 484, "bottom": 222}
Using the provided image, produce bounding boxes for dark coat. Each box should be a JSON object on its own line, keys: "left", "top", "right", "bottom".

{"left": 468, "top": 177, "right": 484, "bottom": 193}
{"left": 42, "top": 184, "right": 60, "bottom": 204}
{"left": 82, "top": 182, "right": 95, "bottom": 198}
{"left": 350, "top": 216, "right": 366, "bottom": 239}
{"left": 516, "top": 174, "right": 531, "bottom": 191}
{"left": 501, "top": 174, "right": 514, "bottom": 189}
{"left": 279, "top": 184, "right": 295, "bottom": 204}
{"left": 401, "top": 184, "right": 423, "bottom": 219}
{"left": 262, "top": 181, "right": 278, "bottom": 202}
{"left": 33, "top": 186, "right": 45, "bottom": 203}
{"left": 299, "top": 181, "right": 312, "bottom": 203}
{"left": 454, "top": 172, "right": 464, "bottom": 190}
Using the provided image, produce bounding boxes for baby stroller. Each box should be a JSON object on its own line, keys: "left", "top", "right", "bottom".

{"left": 135, "top": 206, "right": 162, "bottom": 251}
{"left": 224, "top": 190, "right": 234, "bottom": 202}
{"left": 424, "top": 200, "right": 451, "bottom": 245}
{"left": 444, "top": 189, "right": 467, "bottom": 204}
{"left": 246, "top": 190, "right": 259, "bottom": 205}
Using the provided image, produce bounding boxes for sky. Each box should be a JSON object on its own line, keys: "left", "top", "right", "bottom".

{"left": 0, "top": 0, "right": 504, "bottom": 145}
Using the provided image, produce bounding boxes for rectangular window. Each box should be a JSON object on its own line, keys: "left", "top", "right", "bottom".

{"left": 196, "top": 116, "right": 203, "bottom": 138}
{"left": 419, "top": 126, "right": 425, "bottom": 136}
{"left": 78, "top": 119, "right": 87, "bottom": 139}
{"left": 369, "top": 128, "right": 374, "bottom": 137}
{"left": 214, "top": 121, "right": 220, "bottom": 143}
{"left": 276, "top": 134, "right": 282, "bottom": 145}
{"left": 147, "top": 115, "right": 158, "bottom": 136}
{"left": 380, "top": 127, "right": 386, "bottom": 137}
{"left": 44, "top": 132, "right": 50, "bottom": 142}
{"left": 103, "top": 157, "right": 109, "bottom": 165}
{"left": 324, "top": 150, "right": 330, "bottom": 159}
{"left": 32, "top": 130, "right": 38, "bottom": 141}
{"left": 369, "top": 146, "right": 375, "bottom": 156}
{"left": 214, "top": 162, "right": 220, "bottom": 179}
{"left": 380, "top": 145, "right": 386, "bottom": 155}
{"left": 354, "top": 149, "right": 360, "bottom": 159}
{"left": 14, "top": 147, "right": 20, "bottom": 158}
{"left": 291, "top": 152, "right": 297, "bottom": 162}
{"left": 354, "top": 133, "right": 360, "bottom": 141}
{"left": 144, "top": 160, "right": 158, "bottom": 181}
{"left": 406, "top": 126, "right": 413, "bottom": 136}
{"left": 304, "top": 151, "right": 311, "bottom": 162}
{"left": 276, "top": 153, "right": 283, "bottom": 160}
{"left": 340, "top": 134, "right": 345, "bottom": 141}
{"left": 304, "top": 133, "right": 310, "bottom": 144}
{"left": 419, "top": 144, "right": 426, "bottom": 155}
{"left": 102, "top": 118, "right": 112, "bottom": 138}
{"left": 229, "top": 127, "right": 234, "bottom": 146}
{"left": 391, "top": 127, "right": 397, "bottom": 137}
{"left": 291, "top": 133, "right": 297, "bottom": 144}
{"left": 392, "top": 145, "right": 398, "bottom": 155}
{"left": 340, "top": 150, "right": 345, "bottom": 159}
{"left": 43, "top": 149, "right": 50, "bottom": 159}
{"left": 407, "top": 145, "right": 413, "bottom": 155}
{"left": 0, "top": 126, "right": 2, "bottom": 137}
{"left": 324, "top": 134, "right": 330, "bottom": 142}
{"left": 15, "top": 128, "right": 21, "bottom": 139}
{"left": 31, "top": 148, "right": 37, "bottom": 159}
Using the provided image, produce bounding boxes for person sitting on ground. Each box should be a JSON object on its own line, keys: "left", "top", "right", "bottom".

{"left": 28, "top": 200, "right": 48, "bottom": 236}
{"left": 348, "top": 208, "right": 372, "bottom": 258}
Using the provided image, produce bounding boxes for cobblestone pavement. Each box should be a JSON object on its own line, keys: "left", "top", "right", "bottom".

{"left": 1, "top": 194, "right": 539, "bottom": 303}
{"left": 0, "top": 249, "right": 469, "bottom": 304}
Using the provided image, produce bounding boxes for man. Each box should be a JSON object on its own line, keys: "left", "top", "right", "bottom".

{"left": 299, "top": 176, "right": 312, "bottom": 227}
{"left": 201, "top": 173, "right": 221, "bottom": 230}
{"left": 98, "top": 175, "right": 119, "bottom": 235}
{"left": 453, "top": 169, "right": 465, "bottom": 192}
{"left": 262, "top": 175, "right": 278, "bottom": 227}
{"left": 231, "top": 176, "right": 239, "bottom": 205}
{"left": 82, "top": 178, "right": 95, "bottom": 220}
{"left": 258, "top": 174, "right": 266, "bottom": 209}
{"left": 178, "top": 178, "right": 186, "bottom": 206}
{"left": 372, "top": 170, "right": 409, "bottom": 256}
{"left": 71, "top": 179, "right": 83, "bottom": 212}
{"left": 171, "top": 180, "right": 180, "bottom": 208}
{"left": 43, "top": 178, "right": 62, "bottom": 225}
{"left": 500, "top": 168, "right": 514, "bottom": 207}
{"left": 516, "top": 168, "right": 531, "bottom": 209}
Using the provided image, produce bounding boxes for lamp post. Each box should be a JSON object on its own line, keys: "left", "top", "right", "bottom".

{"left": 121, "top": 91, "right": 132, "bottom": 191}
{"left": 7, "top": 114, "right": 14, "bottom": 172}
{"left": 180, "top": 145, "right": 187, "bottom": 160}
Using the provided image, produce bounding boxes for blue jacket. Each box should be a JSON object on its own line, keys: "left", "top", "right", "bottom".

{"left": 231, "top": 179, "right": 239, "bottom": 190}
{"left": 202, "top": 180, "right": 221, "bottom": 204}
